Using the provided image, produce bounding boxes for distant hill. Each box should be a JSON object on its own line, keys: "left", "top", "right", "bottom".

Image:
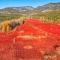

{"left": 0, "top": 2, "right": 60, "bottom": 14}
{"left": 0, "top": 2, "right": 60, "bottom": 31}
{"left": 0, "top": 6, "right": 34, "bottom": 14}
{"left": 35, "top": 2, "right": 60, "bottom": 12}
{"left": 0, "top": 2, "right": 60, "bottom": 23}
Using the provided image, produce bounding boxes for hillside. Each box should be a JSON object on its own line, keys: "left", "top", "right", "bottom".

{"left": 0, "top": 2, "right": 60, "bottom": 14}
{"left": 35, "top": 2, "right": 60, "bottom": 12}
{"left": 0, "top": 19, "right": 60, "bottom": 60}
{"left": 0, "top": 2, "right": 60, "bottom": 32}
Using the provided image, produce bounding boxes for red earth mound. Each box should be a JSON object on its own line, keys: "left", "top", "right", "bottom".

{"left": 0, "top": 19, "right": 60, "bottom": 60}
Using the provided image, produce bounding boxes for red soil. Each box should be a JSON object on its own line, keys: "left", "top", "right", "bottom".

{"left": 0, "top": 19, "right": 60, "bottom": 60}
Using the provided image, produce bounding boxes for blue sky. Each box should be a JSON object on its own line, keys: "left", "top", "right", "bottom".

{"left": 0, "top": 0, "right": 60, "bottom": 8}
